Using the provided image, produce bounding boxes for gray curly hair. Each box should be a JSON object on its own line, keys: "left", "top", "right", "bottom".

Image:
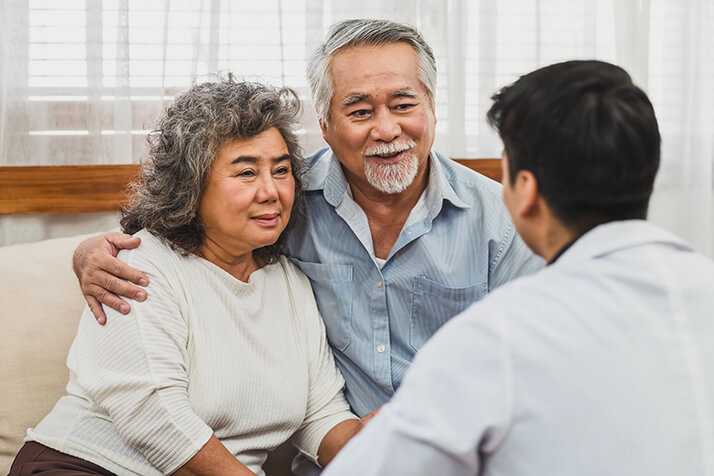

{"left": 121, "top": 76, "right": 305, "bottom": 262}
{"left": 306, "top": 18, "right": 437, "bottom": 123}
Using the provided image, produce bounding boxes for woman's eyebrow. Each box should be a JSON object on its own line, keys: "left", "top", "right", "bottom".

{"left": 230, "top": 154, "right": 290, "bottom": 165}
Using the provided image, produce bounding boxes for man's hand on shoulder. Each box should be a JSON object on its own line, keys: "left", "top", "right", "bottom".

{"left": 72, "top": 232, "right": 149, "bottom": 325}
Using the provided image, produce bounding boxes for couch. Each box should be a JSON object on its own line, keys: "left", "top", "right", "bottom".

{"left": 0, "top": 232, "right": 295, "bottom": 475}
{"left": 0, "top": 233, "right": 90, "bottom": 473}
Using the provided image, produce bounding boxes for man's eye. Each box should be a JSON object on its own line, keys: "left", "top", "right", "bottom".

{"left": 350, "top": 109, "right": 370, "bottom": 118}
{"left": 394, "top": 104, "right": 414, "bottom": 111}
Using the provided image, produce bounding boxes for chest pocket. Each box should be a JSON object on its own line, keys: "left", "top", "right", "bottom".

{"left": 291, "top": 260, "right": 353, "bottom": 351}
{"left": 410, "top": 277, "right": 487, "bottom": 351}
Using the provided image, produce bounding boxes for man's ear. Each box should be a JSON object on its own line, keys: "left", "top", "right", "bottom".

{"left": 513, "top": 170, "right": 540, "bottom": 219}
{"left": 319, "top": 118, "right": 329, "bottom": 142}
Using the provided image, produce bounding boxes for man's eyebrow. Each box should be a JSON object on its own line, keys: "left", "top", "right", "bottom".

{"left": 230, "top": 154, "right": 291, "bottom": 165}
{"left": 342, "top": 93, "right": 370, "bottom": 106}
{"left": 392, "top": 88, "right": 419, "bottom": 99}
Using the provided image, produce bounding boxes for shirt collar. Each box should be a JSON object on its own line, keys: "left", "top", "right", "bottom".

{"left": 304, "top": 148, "right": 470, "bottom": 211}
{"left": 554, "top": 219, "right": 694, "bottom": 267}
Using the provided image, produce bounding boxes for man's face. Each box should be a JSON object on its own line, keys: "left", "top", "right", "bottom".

{"left": 320, "top": 42, "right": 436, "bottom": 195}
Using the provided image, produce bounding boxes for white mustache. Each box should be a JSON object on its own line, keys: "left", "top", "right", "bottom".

{"left": 363, "top": 139, "right": 416, "bottom": 157}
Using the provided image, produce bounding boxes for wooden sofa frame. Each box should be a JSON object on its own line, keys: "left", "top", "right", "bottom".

{"left": 0, "top": 159, "right": 502, "bottom": 215}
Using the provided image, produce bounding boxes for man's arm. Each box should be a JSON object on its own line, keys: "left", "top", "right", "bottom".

{"left": 72, "top": 232, "right": 150, "bottom": 324}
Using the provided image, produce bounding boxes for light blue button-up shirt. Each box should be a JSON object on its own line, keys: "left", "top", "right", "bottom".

{"left": 286, "top": 148, "right": 543, "bottom": 417}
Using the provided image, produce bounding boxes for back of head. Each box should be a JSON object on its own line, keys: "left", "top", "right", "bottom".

{"left": 307, "top": 18, "right": 436, "bottom": 122}
{"left": 487, "top": 60, "right": 661, "bottom": 235}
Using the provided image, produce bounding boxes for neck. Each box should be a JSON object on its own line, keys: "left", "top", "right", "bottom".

{"left": 538, "top": 221, "right": 579, "bottom": 263}
{"left": 197, "top": 237, "right": 262, "bottom": 282}
{"left": 345, "top": 160, "right": 429, "bottom": 259}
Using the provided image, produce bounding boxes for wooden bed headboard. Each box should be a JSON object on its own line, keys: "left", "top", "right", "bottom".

{"left": 0, "top": 159, "right": 501, "bottom": 215}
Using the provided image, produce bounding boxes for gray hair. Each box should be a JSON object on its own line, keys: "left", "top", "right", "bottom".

{"left": 306, "top": 18, "right": 437, "bottom": 123}
{"left": 121, "top": 75, "right": 305, "bottom": 263}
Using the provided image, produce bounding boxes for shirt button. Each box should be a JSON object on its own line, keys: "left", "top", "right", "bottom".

{"left": 377, "top": 344, "right": 386, "bottom": 353}
{"left": 377, "top": 280, "right": 384, "bottom": 288}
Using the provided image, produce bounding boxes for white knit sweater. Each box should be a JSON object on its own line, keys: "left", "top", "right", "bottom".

{"left": 28, "top": 230, "right": 355, "bottom": 476}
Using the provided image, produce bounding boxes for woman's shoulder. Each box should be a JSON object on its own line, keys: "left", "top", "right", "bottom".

{"left": 270, "top": 255, "right": 312, "bottom": 287}
{"left": 264, "top": 256, "right": 320, "bottom": 313}
{"left": 118, "top": 229, "right": 188, "bottom": 274}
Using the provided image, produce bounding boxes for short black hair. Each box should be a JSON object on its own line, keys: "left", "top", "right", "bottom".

{"left": 487, "top": 60, "right": 661, "bottom": 235}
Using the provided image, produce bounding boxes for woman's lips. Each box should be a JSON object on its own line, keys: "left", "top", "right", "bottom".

{"left": 252, "top": 213, "right": 280, "bottom": 226}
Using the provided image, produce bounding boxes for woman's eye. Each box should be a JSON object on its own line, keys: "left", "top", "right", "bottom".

{"left": 274, "top": 166, "right": 290, "bottom": 175}
{"left": 238, "top": 170, "right": 255, "bottom": 177}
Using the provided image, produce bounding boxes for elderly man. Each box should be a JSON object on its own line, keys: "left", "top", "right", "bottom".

{"left": 322, "top": 60, "right": 714, "bottom": 476}
{"left": 72, "top": 17, "right": 541, "bottom": 453}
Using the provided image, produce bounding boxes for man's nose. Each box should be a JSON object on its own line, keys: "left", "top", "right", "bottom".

{"left": 370, "top": 108, "right": 401, "bottom": 142}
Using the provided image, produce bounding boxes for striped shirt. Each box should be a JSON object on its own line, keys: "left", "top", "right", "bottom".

{"left": 287, "top": 148, "right": 544, "bottom": 417}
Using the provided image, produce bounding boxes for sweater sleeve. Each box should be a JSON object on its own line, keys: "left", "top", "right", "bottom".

{"left": 288, "top": 265, "right": 358, "bottom": 464}
{"left": 67, "top": 234, "right": 213, "bottom": 474}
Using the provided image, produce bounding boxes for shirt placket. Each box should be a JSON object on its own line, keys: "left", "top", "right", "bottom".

{"left": 369, "top": 264, "right": 393, "bottom": 394}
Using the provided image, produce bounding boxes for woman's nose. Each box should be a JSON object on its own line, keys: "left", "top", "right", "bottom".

{"left": 256, "top": 174, "right": 279, "bottom": 202}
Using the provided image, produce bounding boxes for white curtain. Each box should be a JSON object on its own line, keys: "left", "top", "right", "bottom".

{"left": 1, "top": 0, "right": 712, "bottom": 256}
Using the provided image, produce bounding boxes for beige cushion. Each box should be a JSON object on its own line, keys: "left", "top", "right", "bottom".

{"left": 0, "top": 234, "right": 90, "bottom": 474}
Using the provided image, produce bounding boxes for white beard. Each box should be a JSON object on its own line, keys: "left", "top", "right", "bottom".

{"left": 363, "top": 140, "right": 419, "bottom": 194}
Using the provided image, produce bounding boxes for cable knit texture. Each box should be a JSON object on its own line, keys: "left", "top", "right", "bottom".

{"left": 28, "top": 229, "right": 355, "bottom": 476}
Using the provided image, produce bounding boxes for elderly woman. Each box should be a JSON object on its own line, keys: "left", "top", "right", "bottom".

{"left": 10, "top": 78, "right": 359, "bottom": 476}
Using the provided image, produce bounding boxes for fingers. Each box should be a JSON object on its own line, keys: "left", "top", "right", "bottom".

{"left": 104, "top": 234, "right": 149, "bottom": 286}
{"left": 86, "top": 282, "right": 131, "bottom": 315}
{"left": 83, "top": 264, "right": 146, "bottom": 303}
{"left": 73, "top": 231, "right": 150, "bottom": 326}
{"left": 85, "top": 295, "right": 107, "bottom": 325}
{"left": 102, "top": 253, "right": 149, "bottom": 289}
{"left": 106, "top": 232, "right": 142, "bottom": 252}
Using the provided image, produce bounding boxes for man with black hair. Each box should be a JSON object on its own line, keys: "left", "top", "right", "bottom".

{"left": 322, "top": 60, "right": 714, "bottom": 476}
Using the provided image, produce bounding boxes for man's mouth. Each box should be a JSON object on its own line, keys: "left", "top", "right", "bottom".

{"left": 373, "top": 150, "right": 403, "bottom": 159}
{"left": 364, "top": 140, "right": 416, "bottom": 163}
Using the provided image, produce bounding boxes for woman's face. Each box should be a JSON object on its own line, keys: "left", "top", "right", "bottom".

{"left": 198, "top": 127, "right": 295, "bottom": 259}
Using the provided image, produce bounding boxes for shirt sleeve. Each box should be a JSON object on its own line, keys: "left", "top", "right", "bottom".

{"left": 289, "top": 267, "right": 358, "bottom": 465}
{"left": 67, "top": 239, "right": 212, "bottom": 474}
{"left": 322, "top": 301, "right": 513, "bottom": 476}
